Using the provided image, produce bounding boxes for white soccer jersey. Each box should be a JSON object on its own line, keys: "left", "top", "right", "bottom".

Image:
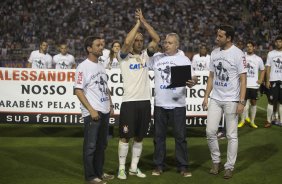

{"left": 28, "top": 50, "right": 52, "bottom": 69}
{"left": 148, "top": 51, "right": 194, "bottom": 108}
{"left": 118, "top": 50, "right": 151, "bottom": 102}
{"left": 265, "top": 50, "right": 282, "bottom": 81}
{"left": 74, "top": 59, "right": 110, "bottom": 117}
{"left": 209, "top": 45, "right": 247, "bottom": 101}
{"left": 245, "top": 53, "right": 265, "bottom": 88}
{"left": 192, "top": 53, "right": 211, "bottom": 71}
{"left": 53, "top": 53, "right": 75, "bottom": 69}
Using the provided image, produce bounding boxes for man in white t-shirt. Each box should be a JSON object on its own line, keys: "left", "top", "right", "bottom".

{"left": 192, "top": 44, "right": 210, "bottom": 71}
{"left": 202, "top": 25, "right": 247, "bottom": 179}
{"left": 27, "top": 40, "right": 52, "bottom": 69}
{"left": 53, "top": 43, "right": 76, "bottom": 69}
{"left": 74, "top": 36, "right": 114, "bottom": 184}
{"left": 264, "top": 35, "right": 282, "bottom": 128}
{"left": 98, "top": 38, "right": 110, "bottom": 67}
{"left": 148, "top": 33, "right": 198, "bottom": 178}
{"left": 238, "top": 41, "right": 265, "bottom": 128}
{"left": 117, "top": 9, "right": 160, "bottom": 180}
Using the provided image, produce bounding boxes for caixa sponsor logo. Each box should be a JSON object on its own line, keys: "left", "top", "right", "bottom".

{"left": 129, "top": 63, "right": 146, "bottom": 70}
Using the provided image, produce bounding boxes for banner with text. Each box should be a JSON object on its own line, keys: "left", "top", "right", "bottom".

{"left": 0, "top": 68, "right": 208, "bottom": 126}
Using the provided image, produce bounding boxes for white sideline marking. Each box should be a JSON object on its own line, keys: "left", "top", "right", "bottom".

{"left": 257, "top": 106, "right": 266, "bottom": 111}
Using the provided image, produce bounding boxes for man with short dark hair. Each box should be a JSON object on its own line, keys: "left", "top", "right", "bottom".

{"left": 203, "top": 25, "right": 247, "bottom": 179}
{"left": 238, "top": 41, "right": 265, "bottom": 128}
{"left": 74, "top": 36, "right": 114, "bottom": 184}
{"left": 27, "top": 40, "right": 52, "bottom": 69}
{"left": 264, "top": 35, "right": 282, "bottom": 127}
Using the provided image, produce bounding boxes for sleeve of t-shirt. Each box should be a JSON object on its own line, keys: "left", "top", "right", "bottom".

{"left": 28, "top": 51, "right": 34, "bottom": 63}
{"left": 47, "top": 55, "right": 53, "bottom": 69}
{"left": 191, "top": 56, "right": 196, "bottom": 71}
{"left": 74, "top": 65, "right": 85, "bottom": 89}
{"left": 209, "top": 53, "right": 214, "bottom": 72}
{"left": 265, "top": 52, "right": 271, "bottom": 66}
{"left": 52, "top": 55, "right": 57, "bottom": 65}
{"left": 258, "top": 57, "right": 265, "bottom": 70}
{"left": 237, "top": 51, "right": 247, "bottom": 74}
{"left": 71, "top": 55, "right": 75, "bottom": 65}
{"left": 146, "top": 55, "right": 156, "bottom": 70}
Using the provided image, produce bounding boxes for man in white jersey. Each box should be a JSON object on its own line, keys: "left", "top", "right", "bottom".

{"left": 192, "top": 44, "right": 210, "bottom": 71}
{"left": 202, "top": 25, "right": 247, "bottom": 179}
{"left": 117, "top": 9, "right": 160, "bottom": 180}
{"left": 53, "top": 43, "right": 76, "bottom": 69}
{"left": 27, "top": 40, "right": 52, "bottom": 69}
{"left": 264, "top": 35, "right": 282, "bottom": 127}
{"left": 98, "top": 38, "right": 111, "bottom": 67}
{"left": 238, "top": 41, "right": 265, "bottom": 128}
{"left": 74, "top": 36, "right": 114, "bottom": 184}
{"left": 148, "top": 33, "right": 198, "bottom": 177}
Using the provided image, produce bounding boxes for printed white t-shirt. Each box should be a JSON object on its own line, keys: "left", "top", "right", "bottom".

{"left": 245, "top": 53, "right": 265, "bottom": 89}
{"left": 74, "top": 59, "right": 110, "bottom": 117}
{"left": 118, "top": 50, "right": 151, "bottom": 102}
{"left": 209, "top": 45, "right": 247, "bottom": 101}
{"left": 192, "top": 53, "right": 211, "bottom": 71}
{"left": 265, "top": 50, "right": 282, "bottom": 81}
{"left": 53, "top": 53, "right": 75, "bottom": 69}
{"left": 148, "top": 52, "right": 194, "bottom": 108}
{"left": 28, "top": 50, "right": 52, "bottom": 69}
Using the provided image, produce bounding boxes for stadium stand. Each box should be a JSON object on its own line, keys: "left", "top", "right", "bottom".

{"left": 0, "top": 0, "right": 280, "bottom": 65}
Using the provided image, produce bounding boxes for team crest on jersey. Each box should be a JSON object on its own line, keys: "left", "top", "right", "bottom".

{"left": 122, "top": 125, "right": 129, "bottom": 133}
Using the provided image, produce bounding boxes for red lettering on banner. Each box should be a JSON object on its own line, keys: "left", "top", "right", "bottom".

{"left": 0, "top": 69, "right": 76, "bottom": 82}
{"left": 47, "top": 71, "right": 55, "bottom": 81}
{"left": 30, "top": 71, "right": 37, "bottom": 81}
{"left": 38, "top": 71, "right": 47, "bottom": 81}
{"left": 21, "top": 70, "right": 28, "bottom": 81}
{"left": 68, "top": 72, "right": 75, "bottom": 82}
{"left": 58, "top": 72, "right": 66, "bottom": 81}
{"left": 5, "top": 70, "right": 11, "bottom": 80}
{"left": 13, "top": 70, "right": 20, "bottom": 80}
{"left": 77, "top": 72, "right": 83, "bottom": 84}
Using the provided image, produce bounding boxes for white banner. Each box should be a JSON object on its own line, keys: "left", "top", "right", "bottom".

{"left": 0, "top": 68, "right": 208, "bottom": 125}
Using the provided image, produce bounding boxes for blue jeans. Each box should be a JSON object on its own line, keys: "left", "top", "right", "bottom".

{"left": 153, "top": 106, "right": 188, "bottom": 171}
{"left": 83, "top": 113, "right": 109, "bottom": 181}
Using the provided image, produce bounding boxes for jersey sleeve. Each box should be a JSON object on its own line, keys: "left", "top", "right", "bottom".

{"left": 74, "top": 65, "right": 85, "bottom": 89}
{"left": 47, "top": 55, "right": 53, "bottom": 69}
{"left": 237, "top": 51, "right": 247, "bottom": 74}
{"left": 28, "top": 51, "right": 34, "bottom": 63}
{"left": 265, "top": 52, "right": 271, "bottom": 66}
{"left": 258, "top": 57, "right": 265, "bottom": 70}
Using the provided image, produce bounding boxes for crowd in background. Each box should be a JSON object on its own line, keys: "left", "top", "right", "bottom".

{"left": 0, "top": 0, "right": 281, "bottom": 62}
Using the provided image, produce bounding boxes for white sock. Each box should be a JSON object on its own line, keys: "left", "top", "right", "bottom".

{"left": 130, "top": 141, "right": 143, "bottom": 171}
{"left": 279, "top": 104, "right": 282, "bottom": 122}
{"left": 267, "top": 104, "right": 273, "bottom": 122}
{"left": 118, "top": 141, "right": 129, "bottom": 170}
{"left": 245, "top": 100, "right": 250, "bottom": 119}
{"left": 250, "top": 105, "right": 256, "bottom": 123}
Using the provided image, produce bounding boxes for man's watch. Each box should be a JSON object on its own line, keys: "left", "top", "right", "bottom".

{"left": 239, "top": 100, "right": 246, "bottom": 106}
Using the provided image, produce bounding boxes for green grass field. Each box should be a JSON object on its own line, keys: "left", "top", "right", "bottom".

{"left": 1, "top": 95, "right": 281, "bottom": 184}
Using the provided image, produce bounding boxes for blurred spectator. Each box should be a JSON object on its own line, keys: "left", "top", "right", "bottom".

{"left": 53, "top": 42, "right": 76, "bottom": 69}
{"left": 27, "top": 40, "right": 52, "bottom": 68}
